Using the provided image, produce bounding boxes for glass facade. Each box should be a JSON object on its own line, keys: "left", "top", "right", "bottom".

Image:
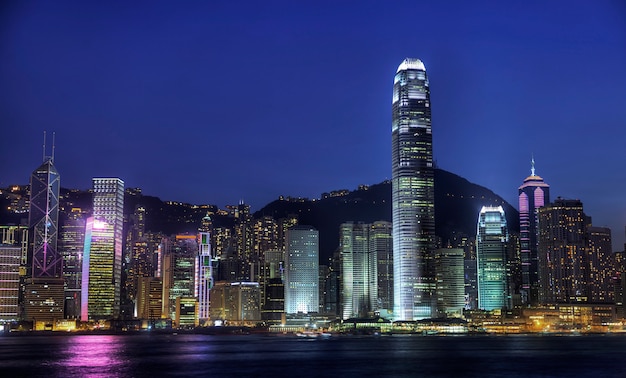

{"left": 59, "top": 210, "right": 85, "bottom": 319}
{"left": 29, "top": 159, "right": 61, "bottom": 278}
{"left": 391, "top": 58, "right": 435, "bottom": 320}
{"left": 518, "top": 160, "right": 549, "bottom": 305}
{"left": 476, "top": 206, "right": 509, "bottom": 311}
{"left": 83, "top": 178, "right": 124, "bottom": 320}
{"left": 537, "top": 199, "right": 587, "bottom": 304}
{"left": 285, "top": 226, "right": 319, "bottom": 314}
{"left": 197, "top": 232, "right": 213, "bottom": 321}
{"left": 340, "top": 222, "right": 377, "bottom": 319}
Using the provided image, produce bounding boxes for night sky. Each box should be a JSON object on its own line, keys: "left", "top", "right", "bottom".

{"left": 1, "top": 1, "right": 626, "bottom": 249}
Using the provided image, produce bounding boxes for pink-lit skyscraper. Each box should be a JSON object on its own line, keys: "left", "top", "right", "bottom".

{"left": 518, "top": 158, "right": 549, "bottom": 305}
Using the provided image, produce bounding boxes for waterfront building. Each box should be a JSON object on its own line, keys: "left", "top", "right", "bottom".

{"left": 136, "top": 276, "right": 162, "bottom": 320}
{"left": 24, "top": 146, "right": 64, "bottom": 323}
{"left": 323, "top": 249, "right": 341, "bottom": 316}
{"left": 196, "top": 232, "right": 213, "bottom": 323}
{"left": 0, "top": 226, "right": 28, "bottom": 321}
{"left": 435, "top": 248, "right": 465, "bottom": 317}
{"left": 285, "top": 226, "right": 319, "bottom": 314}
{"left": 81, "top": 178, "right": 124, "bottom": 320}
{"left": 587, "top": 226, "right": 613, "bottom": 303}
{"left": 161, "top": 235, "right": 197, "bottom": 321}
{"left": 0, "top": 245, "right": 21, "bottom": 321}
{"left": 209, "top": 281, "right": 261, "bottom": 324}
{"left": 253, "top": 216, "right": 279, "bottom": 307}
{"left": 58, "top": 208, "right": 85, "bottom": 319}
{"left": 518, "top": 158, "right": 550, "bottom": 305}
{"left": 370, "top": 221, "right": 393, "bottom": 315}
{"left": 340, "top": 222, "right": 377, "bottom": 319}
{"left": 391, "top": 58, "right": 436, "bottom": 320}
{"left": 537, "top": 198, "right": 588, "bottom": 304}
{"left": 476, "top": 206, "right": 510, "bottom": 311}
{"left": 175, "top": 297, "right": 198, "bottom": 327}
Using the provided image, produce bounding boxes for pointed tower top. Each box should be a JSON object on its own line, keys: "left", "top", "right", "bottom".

{"left": 531, "top": 155, "right": 535, "bottom": 176}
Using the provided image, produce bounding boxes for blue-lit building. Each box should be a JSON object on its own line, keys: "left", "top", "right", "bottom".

{"left": 476, "top": 206, "right": 510, "bottom": 311}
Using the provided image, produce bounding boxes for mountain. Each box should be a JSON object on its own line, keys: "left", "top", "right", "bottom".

{"left": 1, "top": 168, "right": 519, "bottom": 262}
{"left": 254, "top": 168, "right": 519, "bottom": 261}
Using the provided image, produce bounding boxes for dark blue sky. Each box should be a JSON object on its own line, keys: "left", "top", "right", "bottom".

{"left": 1, "top": 1, "right": 626, "bottom": 249}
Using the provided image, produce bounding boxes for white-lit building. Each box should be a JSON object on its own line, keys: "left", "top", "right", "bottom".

{"left": 285, "top": 226, "right": 319, "bottom": 314}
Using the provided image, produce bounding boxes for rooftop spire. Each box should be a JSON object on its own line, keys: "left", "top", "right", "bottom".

{"left": 531, "top": 155, "right": 535, "bottom": 176}
{"left": 42, "top": 131, "right": 46, "bottom": 162}
{"left": 51, "top": 132, "right": 56, "bottom": 163}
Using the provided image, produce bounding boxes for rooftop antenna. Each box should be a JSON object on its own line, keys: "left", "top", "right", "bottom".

{"left": 42, "top": 131, "right": 47, "bottom": 162}
{"left": 51, "top": 132, "right": 56, "bottom": 163}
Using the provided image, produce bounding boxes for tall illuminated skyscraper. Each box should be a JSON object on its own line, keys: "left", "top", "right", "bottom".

{"left": 82, "top": 178, "right": 124, "bottom": 320}
{"left": 162, "top": 235, "right": 197, "bottom": 321}
{"left": 391, "top": 58, "right": 435, "bottom": 320}
{"left": 476, "top": 206, "right": 510, "bottom": 311}
{"left": 518, "top": 158, "right": 549, "bottom": 305}
{"left": 24, "top": 138, "right": 65, "bottom": 323}
{"left": 58, "top": 209, "right": 86, "bottom": 319}
{"left": 285, "top": 226, "right": 319, "bottom": 314}
{"left": 370, "top": 221, "right": 393, "bottom": 315}
{"left": 196, "top": 232, "right": 214, "bottom": 323}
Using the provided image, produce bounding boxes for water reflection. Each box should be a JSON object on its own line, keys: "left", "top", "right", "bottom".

{"left": 55, "top": 335, "right": 129, "bottom": 378}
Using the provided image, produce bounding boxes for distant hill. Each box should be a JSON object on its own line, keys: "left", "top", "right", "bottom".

{"left": 254, "top": 168, "right": 519, "bottom": 261}
{"left": 1, "top": 168, "right": 519, "bottom": 262}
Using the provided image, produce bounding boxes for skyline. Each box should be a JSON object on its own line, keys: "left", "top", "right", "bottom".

{"left": 1, "top": 1, "right": 626, "bottom": 250}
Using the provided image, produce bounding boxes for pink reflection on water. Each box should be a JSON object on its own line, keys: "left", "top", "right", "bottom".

{"left": 57, "top": 335, "right": 127, "bottom": 377}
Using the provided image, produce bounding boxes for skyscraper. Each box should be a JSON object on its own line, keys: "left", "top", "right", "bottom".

{"left": 340, "top": 222, "right": 377, "bottom": 319}
{"left": 161, "top": 235, "right": 197, "bottom": 321}
{"left": 24, "top": 141, "right": 65, "bottom": 323}
{"left": 58, "top": 208, "right": 86, "bottom": 319}
{"left": 370, "top": 221, "right": 393, "bottom": 315}
{"left": 476, "top": 206, "right": 510, "bottom": 311}
{"left": 391, "top": 58, "right": 435, "bottom": 320}
{"left": 518, "top": 158, "right": 550, "bottom": 305}
{"left": 0, "top": 244, "right": 21, "bottom": 321}
{"left": 587, "top": 226, "right": 613, "bottom": 303}
{"left": 82, "top": 178, "right": 124, "bottom": 320}
{"left": 285, "top": 226, "right": 319, "bottom": 314}
{"left": 537, "top": 198, "right": 588, "bottom": 304}
{"left": 196, "top": 232, "right": 213, "bottom": 323}
{"left": 435, "top": 248, "right": 465, "bottom": 317}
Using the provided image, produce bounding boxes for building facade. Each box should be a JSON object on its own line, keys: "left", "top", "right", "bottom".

{"left": 196, "top": 232, "right": 213, "bottom": 323}
{"left": 82, "top": 178, "right": 124, "bottom": 320}
{"left": 391, "top": 58, "right": 436, "bottom": 320}
{"left": 435, "top": 248, "right": 465, "bottom": 317}
{"left": 58, "top": 209, "right": 85, "bottom": 319}
{"left": 538, "top": 199, "right": 589, "bottom": 304}
{"left": 587, "top": 226, "right": 613, "bottom": 303}
{"left": 161, "top": 235, "right": 197, "bottom": 321}
{"left": 518, "top": 159, "right": 550, "bottom": 305}
{"left": 476, "top": 206, "right": 510, "bottom": 311}
{"left": 285, "top": 226, "right": 319, "bottom": 314}
{"left": 370, "top": 221, "right": 393, "bottom": 315}
{"left": 340, "top": 222, "right": 377, "bottom": 319}
{"left": 24, "top": 153, "right": 65, "bottom": 323}
{"left": 0, "top": 245, "right": 21, "bottom": 322}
